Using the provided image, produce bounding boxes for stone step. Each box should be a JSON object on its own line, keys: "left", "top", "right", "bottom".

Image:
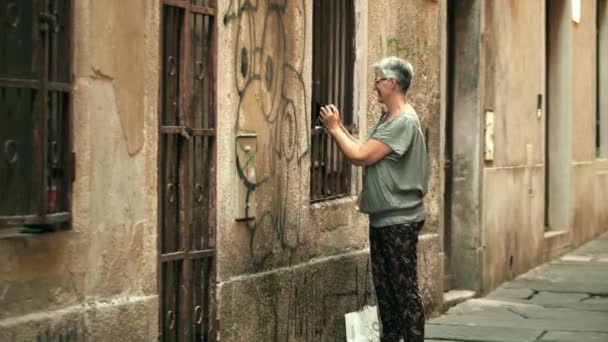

{"left": 443, "top": 289, "right": 476, "bottom": 310}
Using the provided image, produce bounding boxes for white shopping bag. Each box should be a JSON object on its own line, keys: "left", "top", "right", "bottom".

{"left": 344, "top": 305, "right": 380, "bottom": 342}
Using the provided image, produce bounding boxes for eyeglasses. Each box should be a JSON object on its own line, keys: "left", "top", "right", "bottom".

{"left": 375, "top": 77, "right": 388, "bottom": 85}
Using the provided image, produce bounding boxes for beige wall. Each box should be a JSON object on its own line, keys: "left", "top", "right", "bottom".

{"left": 0, "top": 1, "right": 159, "bottom": 340}
{"left": 477, "top": 0, "right": 608, "bottom": 293}
{"left": 570, "top": 0, "right": 608, "bottom": 247}
{"left": 479, "top": 0, "right": 546, "bottom": 293}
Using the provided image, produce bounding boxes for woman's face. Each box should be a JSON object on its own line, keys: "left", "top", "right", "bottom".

{"left": 374, "top": 73, "right": 392, "bottom": 104}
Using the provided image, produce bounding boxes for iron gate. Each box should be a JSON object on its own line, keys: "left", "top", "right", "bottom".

{"left": 159, "top": 1, "right": 217, "bottom": 341}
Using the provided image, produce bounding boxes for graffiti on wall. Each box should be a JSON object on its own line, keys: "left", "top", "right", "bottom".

{"left": 282, "top": 261, "right": 375, "bottom": 342}
{"left": 225, "top": 0, "right": 310, "bottom": 269}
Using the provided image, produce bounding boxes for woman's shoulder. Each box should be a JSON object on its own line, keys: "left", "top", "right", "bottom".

{"left": 401, "top": 112, "right": 421, "bottom": 126}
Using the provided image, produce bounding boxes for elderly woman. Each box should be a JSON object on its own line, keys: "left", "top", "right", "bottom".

{"left": 319, "top": 56, "right": 427, "bottom": 342}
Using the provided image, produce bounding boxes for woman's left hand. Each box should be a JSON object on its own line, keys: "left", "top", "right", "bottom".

{"left": 319, "top": 104, "right": 341, "bottom": 133}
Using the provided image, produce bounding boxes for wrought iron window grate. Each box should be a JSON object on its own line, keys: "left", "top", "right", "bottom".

{"left": 310, "top": 0, "right": 356, "bottom": 203}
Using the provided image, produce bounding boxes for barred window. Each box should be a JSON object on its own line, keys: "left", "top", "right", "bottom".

{"left": 310, "top": 0, "right": 356, "bottom": 202}
{"left": 0, "top": 0, "right": 74, "bottom": 235}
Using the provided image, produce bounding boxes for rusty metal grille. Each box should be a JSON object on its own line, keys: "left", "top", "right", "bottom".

{"left": 0, "top": 0, "right": 73, "bottom": 232}
{"left": 310, "top": 0, "right": 355, "bottom": 202}
{"left": 159, "top": 0, "right": 217, "bottom": 341}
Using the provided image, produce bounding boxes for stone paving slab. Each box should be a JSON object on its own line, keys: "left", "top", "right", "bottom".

{"left": 486, "top": 288, "right": 608, "bottom": 313}
{"left": 426, "top": 324, "right": 543, "bottom": 342}
{"left": 503, "top": 278, "right": 608, "bottom": 295}
{"left": 538, "top": 331, "right": 608, "bottom": 342}
{"left": 487, "top": 287, "right": 536, "bottom": 300}
{"left": 430, "top": 311, "right": 608, "bottom": 333}
{"left": 426, "top": 233, "right": 608, "bottom": 342}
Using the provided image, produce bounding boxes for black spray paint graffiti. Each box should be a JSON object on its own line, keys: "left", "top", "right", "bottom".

{"left": 280, "top": 261, "right": 375, "bottom": 342}
{"left": 226, "top": 0, "right": 310, "bottom": 269}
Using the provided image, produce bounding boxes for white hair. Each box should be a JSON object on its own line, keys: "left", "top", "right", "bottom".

{"left": 373, "top": 56, "right": 414, "bottom": 94}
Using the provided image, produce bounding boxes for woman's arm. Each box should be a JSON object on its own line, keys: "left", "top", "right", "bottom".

{"left": 340, "top": 123, "right": 358, "bottom": 143}
{"left": 319, "top": 105, "right": 392, "bottom": 166}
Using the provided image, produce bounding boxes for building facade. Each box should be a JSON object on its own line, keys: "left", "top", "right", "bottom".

{"left": 0, "top": 0, "right": 606, "bottom": 341}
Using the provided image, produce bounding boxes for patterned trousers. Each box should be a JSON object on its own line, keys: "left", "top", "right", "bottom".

{"left": 370, "top": 221, "right": 425, "bottom": 342}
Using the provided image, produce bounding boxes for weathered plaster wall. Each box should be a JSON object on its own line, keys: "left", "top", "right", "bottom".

{"left": 480, "top": 0, "right": 546, "bottom": 293}
{"left": 600, "top": 0, "right": 608, "bottom": 158}
{"left": 546, "top": 0, "right": 573, "bottom": 231}
{"left": 482, "top": 167, "right": 544, "bottom": 292}
{"left": 0, "top": 1, "right": 159, "bottom": 340}
{"left": 217, "top": 0, "right": 369, "bottom": 280}
{"left": 447, "top": 0, "right": 484, "bottom": 292}
{"left": 215, "top": 0, "right": 443, "bottom": 339}
{"left": 570, "top": 0, "right": 608, "bottom": 247}
{"left": 571, "top": 0, "right": 597, "bottom": 163}
{"left": 215, "top": 0, "right": 375, "bottom": 339}
{"left": 480, "top": 0, "right": 608, "bottom": 293}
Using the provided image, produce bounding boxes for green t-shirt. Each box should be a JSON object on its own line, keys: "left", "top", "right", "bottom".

{"left": 359, "top": 111, "right": 428, "bottom": 227}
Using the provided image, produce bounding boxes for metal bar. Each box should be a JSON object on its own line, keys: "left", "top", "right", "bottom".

{"left": 48, "top": 82, "right": 71, "bottom": 92}
{"left": 320, "top": 0, "right": 328, "bottom": 107}
{"left": 160, "top": 251, "right": 186, "bottom": 262}
{"left": 165, "top": 7, "right": 181, "bottom": 253}
{"left": 161, "top": 7, "right": 183, "bottom": 341}
{"left": 319, "top": 0, "right": 327, "bottom": 197}
{"left": 190, "top": 5, "right": 216, "bottom": 16}
{"left": 156, "top": 3, "right": 163, "bottom": 340}
{"left": 337, "top": 139, "right": 343, "bottom": 194}
{"left": 339, "top": 0, "right": 346, "bottom": 119}
{"left": 37, "top": 0, "right": 50, "bottom": 217}
{"left": 0, "top": 78, "right": 39, "bottom": 89}
{"left": 344, "top": 0, "right": 354, "bottom": 126}
{"left": 164, "top": 0, "right": 217, "bottom": 15}
{"left": 162, "top": 0, "right": 189, "bottom": 9}
{"left": 65, "top": 0, "right": 75, "bottom": 219}
{"left": 317, "top": 130, "right": 324, "bottom": 198}
{"left": 180, "top": 4, "right": 192, "bottom": 340}
{"left": 160, "top": 125, "right": 215, "bottom": 136}
{"left": 0, "top": 212, "right": 70, "bottom": 226}
{"left": 311, "top": 130, "right": 320, "bottom": 200}
{"left": 328, "top": 0, "right": 335, "bottom": 105}
{"left": 341, "top": 0, "right": 348, "bottom": 122}
{"left": 321, "top": 131, "right": 328, "bottom": 196}
{"left": 208, "top": 15, "right": 218, "bottom": 336}
{"left": 160, "top": 5, "right": 173, "bottom": 341}
{"left": 310, "top": 193, "right": 351, "bottom": 204}
{"left": 187, "top": 248, "right": 214, "bottom": 259}
{"left": 159, "top": 249, "right": 213, "bottom": 263}
{"left": 209, "top": 15, "right": 217, "bottom": 130}
{"left": 328, "top": 133, "right": 335, "bottom": 196}
{"left": 202, "top": 259, "right": 212, "bottom": 341}
{"left": 156, "top": 4, "right": 165, "bottom": 338}
{"left": 333, "top": 0, "right": 340, "bottom": 106}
